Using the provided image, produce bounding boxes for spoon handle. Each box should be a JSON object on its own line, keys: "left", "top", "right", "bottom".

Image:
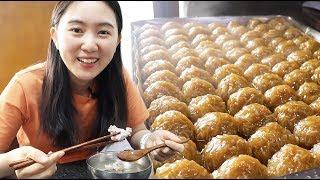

{"left": 144, "top": 138, "right": 190, "bottom": 154}
{"left": 145, "top": 143, "right": 167, "bottom": 153}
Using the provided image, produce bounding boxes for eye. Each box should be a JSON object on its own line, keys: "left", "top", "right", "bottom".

{"left": 98, "top": 30, "right": 110, "bottom": 36}
{"left": 70, "top": 28, "right": 83, "bottom": 34}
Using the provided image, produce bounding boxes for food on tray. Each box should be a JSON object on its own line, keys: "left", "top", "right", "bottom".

{"left": 275, "top": 40, "right": 299, "bottom": 56}
{"left": 234, "top": 54, "right": 259, "bottom": 71}
{"left": 165, "top": 34, "right": 189, "bottom": 48}
{"left": 247, "top": 18, "right": 263, "bottom": 29}
{"left": 244, "top": 63, "right": 272, "bottom": 81}
{"left": 151, "top": 110, "right": 196, "bottom": 141}
{"left": 260, "top": 53, "right": 286, "bottom": 67}
{"left": 297, "top": 82, "right": 320, "bottom": 104}
{"left": 313, "top": 49, "right": 320, "bottom": 60}
{"left": 245, "top": 38, "right": 267, "bottom": 51}
{"left": 268, "top": 37, "right": 286, "bottom": 49}
{"left": 143, "top": 81, "right": 184, "bottom": 106}
{"left": 195, "top": 40, "right": 220, "bottom": 53}
{"left": 251, "top": 46, "right": 273, "bottom": 59}
{"left": 293, "top": 35, "right": 310, "bottom": 46}
{"left": 213, "top": 64, "right": 244, "bottom": 85}
{"left": 216, "top": 73, "right": 251, "bottom": 101}
{"left": 211, "top": 26, "right": 228, "bottom": 40}
{"left": 140, "top": 44, "right": 167, "bottom": 56}
{"left": 229, "top": 25, "right": 248, "bottom": 37}
{"left": 311, "top": 143, "right": 320, "bottom": 166}
{"left": 138, "top": 28, "right": 161, "bottom": 42}
{"left": 212, "top": 155, "right": 268, "bottom": 179}
{"left": 154, "top": 159, "right": 211, "bottom": 179}
{"left": 188, "top": 94, "right": 226, "bottom": 123}
{"left": 227, "top": 87, "right": 266, "bottom": 115}
{"left": 175, "top": 56, "right": 204, "bottom": 75}
{"left": 180, "top": 65, "right": 214, "bottom": 85}
{"left": 182, "top": 78, "right": 216, "bottom": 103}
{"left": 204, "top": 57, "right": 230, "bottom": 74}
{"left": 147, "top": 96, "right": 189, "bottom": 128}
{"left": 293, "top": 115, "right": 320, "bottom": 149}
{"left": 287, "top": 50, "right": 312, "bottom": 65}
{"left": 248, "top": 122, "right": 297, "bottom": 164}
{"left": 164, "top": 28, "right": 188, "bottom": 39}
{"left": 168, "top": 41, "right": 191, "bottom": 54}
{"left": 153, "top": 140, "right": 202, "bottom": 170}
{"left": 272, "top": 61, "right": 300, "bottom": 78}
{"left": 208, "top": 22, "right": 224, "bottom": 32}
{"left": 300, "top": 59, "right": 320, "bottom": 76}
{"left": 133, "top": 16, "right": 320, "bottom": 177}
{"left": 283, "top": 27, "right": 302, "bottom": 39}
{"left": 283, "top": 69, "right": 311, "bottom": 90}
{"left": 143, "top": 70, "right": 183, "bottom": 90}
{"left": 253, "top": 23, "right": 270, "bottom": 34}
{"left": 267, "top": 144, "right": 317, "bottom": 177}
{"left": 274, "top": 101, "right": 315, "bottom": 132}
{"left": 172, "top": 47, "right": 198, "bottom": 65}
{"left": 215, "top": 34, "right": 236, "bottom": 47}
{"left": 264, "top": 84, "right": 299, "bottom": 110}
{"left": 225, "top": 47, "right": 248, "bottom": 63}
{"left": 199, "top": 47, "right": 224, "bottom": 62}
{"left": 252, "top": 73, "right": 284, "bottom": 93}
{"left": 141, "top": 49, "right": 171, "bottom": 67}
{"left": 311, "top": 66, "right": 320, "bottom": 84}
{"left": 234, "top": 103, "right": 275, "bottom": 138}
{"left": 222, "top": 39, "right": 242, "bottom": 52}
{"left": 141, "top": 60, "right": 176, "bottom": 81}
{"left": 194, "top": 112, "right": 238, "bottom": 150}
{"left": 161, "top": 21, "right": 183, "bottom": 32}
{"left": 201, "top": 134, "right": 252, "bottom": 172}
{"left": 300, "top": 39, "right": 320, "bottom": 53}
{"left": 240, "top": 30, "right": 262, "bottom": 45}
{"left": 262, "top": 29, "right": 283, "bottom": 42}
{"left": 191, "top": 34, "right": 212, "bottom": 48}
{"left": 188, "top": 26, "right": 211, "bottom": 39}
{"left": 139, "top": 36, "right": 165, "bottom": 49}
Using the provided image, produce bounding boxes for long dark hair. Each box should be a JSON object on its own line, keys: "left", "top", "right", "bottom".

{"left": 40, "top": 1, "right": 127, "bottom": 148}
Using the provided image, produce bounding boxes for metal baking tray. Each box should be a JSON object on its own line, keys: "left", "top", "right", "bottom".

{"left": 129, "top": 15, "right": 320, "bottom": 179}
{"left": 130, "top": 15, "right": 320, "bottom": 97}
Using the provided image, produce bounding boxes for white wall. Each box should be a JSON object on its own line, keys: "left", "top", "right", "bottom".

{"left": 119, "top": 1, "right": 154, "bottom": 76}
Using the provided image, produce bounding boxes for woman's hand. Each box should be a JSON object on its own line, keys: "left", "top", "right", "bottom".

{"left": 144, "top": 130, "right": 185, "bottom": 162}
{"left": 6, "top": 146, "right": 64, "bottom": 179}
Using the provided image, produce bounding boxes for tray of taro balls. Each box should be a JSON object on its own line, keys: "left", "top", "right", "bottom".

{"left": 130, "top": 15, "right": 320, "bottom": 179}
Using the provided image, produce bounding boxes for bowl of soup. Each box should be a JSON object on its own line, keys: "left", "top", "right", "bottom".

{"left": 87, "top": 151, "right": 152, "bottom": 179}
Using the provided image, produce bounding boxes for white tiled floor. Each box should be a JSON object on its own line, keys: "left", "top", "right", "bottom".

{"left": 119, "top": 1, "right": 154, "bottom": 77}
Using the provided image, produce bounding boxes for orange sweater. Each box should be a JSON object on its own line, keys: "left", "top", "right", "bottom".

{"left": 0, "top": 62, "right": 149, "bottom": 163}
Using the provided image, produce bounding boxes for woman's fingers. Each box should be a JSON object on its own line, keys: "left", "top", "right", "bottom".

{"left": 15, "top": 151, "right": 64, "bottom": 178}
{"left": 164, "top": 140, "right": 184, "bottom": 153}
{"left": 17, "top": 163, "right": 57, "bottom": 179}
{"left": 20, "top": 163, "right": 57, "bottom": 179}
{"left": 25, "top": 147, "right": 50, "bottom": 164}
{"left": 47, "top": 151, "right": 65, "bottom": 164}
{"left": 161, "top": 130, "right": 184, "bottom": 143}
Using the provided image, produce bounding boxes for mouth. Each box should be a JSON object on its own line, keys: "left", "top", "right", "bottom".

{"left": 77, "top": 58, "right": 99, "bottom": 64}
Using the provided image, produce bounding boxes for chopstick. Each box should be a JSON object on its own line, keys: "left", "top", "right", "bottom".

{"left": 9, "top": 133, "right": 119, "bottom": 170}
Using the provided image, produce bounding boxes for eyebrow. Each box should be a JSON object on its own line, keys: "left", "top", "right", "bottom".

{"left": 68, "top": 19, "right": 115, "bottom": 29}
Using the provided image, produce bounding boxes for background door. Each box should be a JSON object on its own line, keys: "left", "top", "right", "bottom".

{"left": 0, "top": 1, "right": 56, "bottom": 92}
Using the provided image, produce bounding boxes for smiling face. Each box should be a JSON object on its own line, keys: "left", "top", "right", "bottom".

{"left": 51, "top": 1, "right": 120, "bottom": 85}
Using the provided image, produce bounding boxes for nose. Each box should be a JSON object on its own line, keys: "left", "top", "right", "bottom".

{"left": 81, "top": 33, "right": 98, "bottom": 53}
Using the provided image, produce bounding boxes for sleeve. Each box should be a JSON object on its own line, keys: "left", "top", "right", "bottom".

{"left": 123, "top": 68, "right": 149, "bottom": 128}
{"left": 0, "top": 75, "right": 27, "bottom": 151}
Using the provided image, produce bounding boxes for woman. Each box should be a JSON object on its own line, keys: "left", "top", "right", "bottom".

{"left": 0, "top": 1, "right": 184, "bottom": 178}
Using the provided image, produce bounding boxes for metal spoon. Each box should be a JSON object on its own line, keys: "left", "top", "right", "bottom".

{"left": 117, "top": 138, "right": 189, "bottom": 162}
